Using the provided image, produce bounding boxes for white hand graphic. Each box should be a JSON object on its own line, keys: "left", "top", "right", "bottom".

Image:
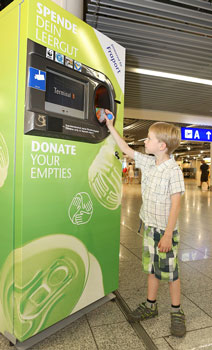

{"left": 68, "top": 192, "right": 93, "bottom": 225}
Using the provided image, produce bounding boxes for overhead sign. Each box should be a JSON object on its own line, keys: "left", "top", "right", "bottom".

{"left": 181, "top": 127, "right": 212, "bottom": 142}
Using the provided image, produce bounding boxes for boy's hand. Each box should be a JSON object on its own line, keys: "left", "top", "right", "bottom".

{"left": 104, "top": 109, "right": 114, "bottom": 128}
{"left": 158, "top": 234, "right": 172, "bottom": 252}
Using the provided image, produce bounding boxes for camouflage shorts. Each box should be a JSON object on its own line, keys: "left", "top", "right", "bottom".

{"left": 142, "top": 225, "right": 179, "bottom": 282}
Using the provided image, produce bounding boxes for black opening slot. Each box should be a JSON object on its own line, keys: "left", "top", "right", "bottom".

{"left": 47, "top": 116, "right": 63, "bottom": 132}
{"left": 94, "top": 85, "right": 111, "bottom": 109}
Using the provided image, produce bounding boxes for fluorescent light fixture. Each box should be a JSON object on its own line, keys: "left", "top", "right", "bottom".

{"left": 126, "top": 67, "right": 212, "bottom": 86}
{"left": 137, "top": 137, "right": 147, "bottom": 142}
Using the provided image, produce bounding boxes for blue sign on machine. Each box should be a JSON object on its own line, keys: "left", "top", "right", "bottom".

{"left": 181, "top": 127, "right": 212, "bottom": 142}
{"left": 28, "top": 67, "right": 46, "bottom": 91}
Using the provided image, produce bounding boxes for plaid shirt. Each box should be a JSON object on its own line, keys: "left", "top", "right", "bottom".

{"left": 134, "top": 152, "right": 185, "bottom": 230}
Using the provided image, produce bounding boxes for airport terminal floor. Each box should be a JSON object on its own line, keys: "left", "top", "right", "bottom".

{"left": 1, "top": 178, "right": 212, "bottom": 350}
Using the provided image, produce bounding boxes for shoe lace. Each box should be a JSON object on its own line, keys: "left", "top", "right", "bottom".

{"left": 171, "top": 311, "right": 185, "bottom": 325}
{"left": 137, "top": 302, "right": 155, "bottom": 314}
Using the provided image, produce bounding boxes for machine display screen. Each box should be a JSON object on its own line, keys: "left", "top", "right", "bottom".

{"left": 45, "top": 69, "right": 86, "bottom": 119}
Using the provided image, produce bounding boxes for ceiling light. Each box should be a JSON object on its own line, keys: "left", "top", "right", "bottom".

{"left": 126, "top": 67, "right": 212, "bottom": 86}
{"left": 137, "top": 138, "right": 147, "bottom": 142}
{"left": 187, "top": 147, "right": 191, "bottom": 150}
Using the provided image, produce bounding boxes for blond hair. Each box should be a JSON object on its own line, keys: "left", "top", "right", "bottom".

{"left": 149, "top": 122, "right": 181, "bottom": 155}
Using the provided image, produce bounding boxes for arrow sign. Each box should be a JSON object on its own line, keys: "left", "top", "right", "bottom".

{"left": 206, "top": 131, "right": 212, "bottom": 140}
{"left": 181, "top": 127, "right": 212, "bottom": 142}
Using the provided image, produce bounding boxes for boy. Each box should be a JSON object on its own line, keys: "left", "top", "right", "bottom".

{"left": 105, "top": 110, "right": 186, "bottom": 337}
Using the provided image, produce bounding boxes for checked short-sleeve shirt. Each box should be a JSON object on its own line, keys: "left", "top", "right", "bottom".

{"left": 134, "top": 152, "right": 185, "bottom": 231}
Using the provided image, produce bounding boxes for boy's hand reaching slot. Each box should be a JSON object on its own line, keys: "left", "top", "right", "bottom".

{"left": 104, "top": 109, "right": 114, "bottom": 127}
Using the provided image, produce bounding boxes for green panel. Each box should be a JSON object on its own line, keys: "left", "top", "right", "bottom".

{"left": 0, "top": 0, "right": 125, "bottom": 342}
{"left": 0, "top": 2, "right": 20, "bottom": 336}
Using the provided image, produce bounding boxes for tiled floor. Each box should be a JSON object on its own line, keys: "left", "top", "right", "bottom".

{"left": 1, "top": 179, "right": 212, "bottom": 349}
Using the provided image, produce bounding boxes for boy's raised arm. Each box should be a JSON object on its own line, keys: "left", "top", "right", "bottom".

{"left": 105, "top": 110, "right": 135, "bottom": 160}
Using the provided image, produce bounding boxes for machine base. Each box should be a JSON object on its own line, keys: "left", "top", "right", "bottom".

{"left": 5, "top": 293, "right": 116, "bottom": 350}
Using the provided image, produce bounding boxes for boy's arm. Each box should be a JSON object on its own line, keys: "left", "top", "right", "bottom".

{"left": 105, "top": 110, "right": 135, "bottom": 159}
{"left": 158, "top": 193, "right": 181, "bottom": 252}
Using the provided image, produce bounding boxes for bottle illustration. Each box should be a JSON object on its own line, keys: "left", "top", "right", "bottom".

{"left": 88, "top": 136, "right": 122, "bottom": 210}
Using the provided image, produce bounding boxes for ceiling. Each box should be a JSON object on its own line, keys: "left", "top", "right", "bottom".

{"left": 85, "top": 0, "right": 212, "bottom": 159}
{"left": 1, "top": 0, "right": 212, "bottom": 159}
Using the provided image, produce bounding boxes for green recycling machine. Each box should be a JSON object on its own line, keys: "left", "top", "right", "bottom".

{"left": 0, "top": 0, "right": 125, "bottom": 347}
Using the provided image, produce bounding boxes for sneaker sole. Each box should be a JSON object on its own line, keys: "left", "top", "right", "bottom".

{"left": 171, "top": 329, "right": 186, "bottom": 337}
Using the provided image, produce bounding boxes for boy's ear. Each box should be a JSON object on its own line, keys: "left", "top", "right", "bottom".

{"left": 160, "top": 141, "right": 167, "bottom": 151}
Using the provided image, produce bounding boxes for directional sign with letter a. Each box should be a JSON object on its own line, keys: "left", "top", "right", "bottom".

{"left": 181, "top": 127, "right": 212, "bottom": 142}
{"left": 28, "top": 67, "right": 46, "bottom": 91}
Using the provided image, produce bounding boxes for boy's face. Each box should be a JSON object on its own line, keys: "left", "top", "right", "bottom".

{"left": 144, "top": 131, "right": 164, "bottom": 155}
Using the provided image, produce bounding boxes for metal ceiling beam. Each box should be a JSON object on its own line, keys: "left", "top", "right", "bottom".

{"left": 88, "top": 0, "right": 212, "bottom": 21}
{"left": 87, "top": 0, "right": 212, "bottom": 29}
{"left": 86, "top": 16, "right": 212, "bottom": 49}
{"left": 87, "top": 4, "right": 212, "bottom": 34}
{"left": 107, "top": 0, "right": 212, "bottom": 21}
{"left": 125, "top": 49, "right": 212, "bottom": 66}
{"left": 170, "top": 0, "right": 212, "bottom": 11}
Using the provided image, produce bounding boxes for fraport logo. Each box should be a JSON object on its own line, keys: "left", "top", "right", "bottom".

{"left": 181, "top": 127, "right": 212, "bottom": 142}
{"left": 28, "top": 67, "right": 46, "bottom": 91}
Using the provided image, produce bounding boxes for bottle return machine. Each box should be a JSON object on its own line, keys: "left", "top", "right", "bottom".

{"left": 0, "top": 0, "right": 125, "bottom": 348}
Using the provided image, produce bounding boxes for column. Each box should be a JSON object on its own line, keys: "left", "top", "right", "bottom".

{"left": 210, "top": 143, "right": 212, "bottom": 190}
{"left": 51, "top": 0, "right": 84, "bottom": 19}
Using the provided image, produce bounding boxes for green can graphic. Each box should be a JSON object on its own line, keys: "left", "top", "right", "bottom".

{"left": 0, "top": 235, "right": 91, "bottom": 340}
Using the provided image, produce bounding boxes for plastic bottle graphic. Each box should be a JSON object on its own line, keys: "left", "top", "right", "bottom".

{"left": 88, "top": 136, "right": 121, "bottom": 210}
{"left": 0, "top": 133, "right": 9, "bottom": 187}
{"left": 0, "top": 235, "right": 90, "bottom": 341}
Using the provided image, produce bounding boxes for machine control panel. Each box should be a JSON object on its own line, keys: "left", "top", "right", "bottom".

{"left": 24, "top": 40, "right": 119, "bottom": 143}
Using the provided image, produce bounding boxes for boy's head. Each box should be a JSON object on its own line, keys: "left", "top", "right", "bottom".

{"left": 147, "top": 122, "right": 181, "bottom": 155}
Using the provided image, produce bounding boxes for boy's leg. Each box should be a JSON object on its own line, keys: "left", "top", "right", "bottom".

{"left": 169, "top": 278, "right": 180, "bottom": 306}
{"left": 155, "top": 228, "right": 186, "bottom": 337}
{"left": 128, "top": 273, "right": 159, "bottom": 322}
{"left": 148, "top": 274, "right": 159, "bottom": 300}
{"left": 128, "top": 226, "right": 159, "bottom": 322}
{"left": 169, "top": 278, "right": 186, "bottom": 337}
